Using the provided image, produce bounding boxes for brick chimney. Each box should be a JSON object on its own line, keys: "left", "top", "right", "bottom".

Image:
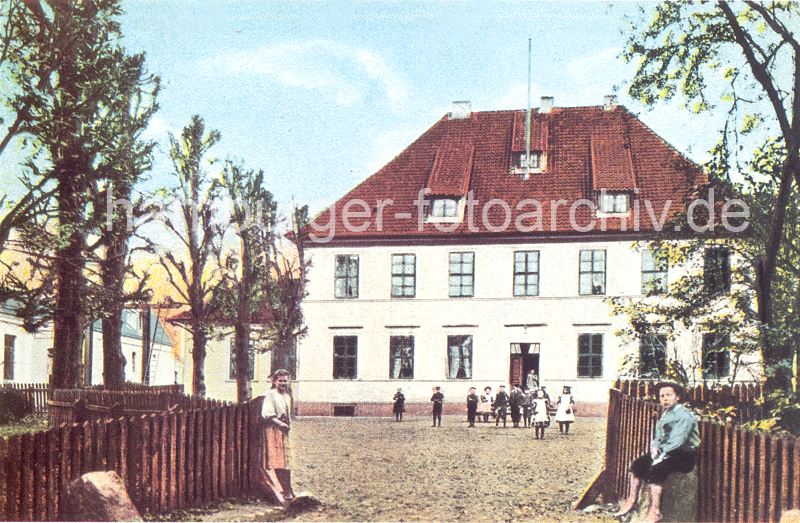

{"left": 604, "top": 95, "right": 618, "bottom": 111}
{"left": 540, "top": 96, "right": 554, "bottom": 114}
{"left": 449, "top": 101, "right": 472, "bottom": 120}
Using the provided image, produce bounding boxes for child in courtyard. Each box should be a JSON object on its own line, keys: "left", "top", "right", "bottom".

{"left": 466, "top": 387, "right": 479, "bottom": 427}
{"left": 431, "top": 386, "right": 444, "bottom": 427}
{"left": 522, "top": 385, "right": 534, "bottom": 427}
{"left": 555, "top": 385, "right": 576, "bottom": 434}
{"left": 493, "top": 385, "right": 509, "bottom": 428}
{"left": 393, "top": 388, "right": 405, "bottom": 422}
{"left": 478, "top": 386, "right": 493, "bottom": 422}
{"left": 532, "top": 389, "right": 550, "bottom": 439}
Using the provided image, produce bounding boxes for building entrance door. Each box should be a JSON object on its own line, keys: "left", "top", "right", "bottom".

{"left": 510, "top": 343, "right": 540, "bottom": 387}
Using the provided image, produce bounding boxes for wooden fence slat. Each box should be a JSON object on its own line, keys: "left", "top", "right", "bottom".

{"left": 46, "top": 427, "right": 58, "bottom": 521}
{"left": 203, "top": 408, "right": 212, "bottom": 503}
{"left": 724, "top": 424, "right": 736, "bottom": 522}
{"left": 147, "top": 414, "right": 161, "bottom": 514}
{"left": 225, "top": 406, "right": 234, "bottom": 497}
{"left": 175, "top": 411, "right": 186, "bottom": 510}
{"left": 211, "top": 408, "right": 220, "bottom": 500}
{"left": 168, "top": 412, "right": 177, "bottom": 512}
{"left": 7, "top": 435, "right": 22, "bottom": 520}
{"left": 32, "top": 430, "right": 47, "bottom": 521}
{"left": 767, "top": 436, "right": 780, "bottom": 522}
{"left": 20, "top": 433, "right": 34, "bottom": 521}
{"left": 142, "top": 414, "right": 154, "bottom": 515}
{"left": 0, "top": 438, "right": 8, "bottom": 519}
{"left": 187, "top": 410, "right": 197, "bottom": 505}
{"left": 757, "top": 433, "right": 768, "bottom": 523}
{"left": 81, "top": 422, "right": 93, "bottom": 475}
{"left": 158, "top": 413, "right": 168, "bottom": 512}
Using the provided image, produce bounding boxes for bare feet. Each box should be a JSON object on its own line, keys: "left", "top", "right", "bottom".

{"left": 645, "top": 510, "right": 662, "bottom": 523}
{"left": 613, "top": 501, "right": 637, "bottom": 518}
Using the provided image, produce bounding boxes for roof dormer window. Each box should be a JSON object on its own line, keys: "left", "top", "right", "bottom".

{"left": 512, "top": 151, "right": 545, "bottom": 175}
{"left": 431, "top": 198, "right": 458, "bottom": 218}
{"left": 598, "top": 192, "right": 629, "bottom": 214}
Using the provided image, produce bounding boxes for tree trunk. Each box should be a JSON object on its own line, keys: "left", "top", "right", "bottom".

{"left": 100, "top": 189, "right": 129, "bottom": 388}
{"left": 191, "top": 321, "right": 207, "bottom": 397}
{"left": 50, "top": 166, "right": 86, "bottom": 389}
{"left": 234, "top": 320, "right": 251, "bottom": 403}
{"left": 270, "top": 338, "right": 295, "bottom": 377}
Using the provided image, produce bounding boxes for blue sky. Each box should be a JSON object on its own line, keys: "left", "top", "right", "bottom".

{"left": 116, "top": 1, "right": 723, "bottom": 215}
{"left": 0, "top": 2, "right": 732, "bottom": 218}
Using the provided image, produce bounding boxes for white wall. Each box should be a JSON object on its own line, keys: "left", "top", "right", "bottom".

{"left": 181, "top": 328, "right": 272, "bottom": 401}
{"left": 0, "top": 314, "right": 51, "bottom": 383}
{"left": 296, "top": 239, "right": 761, "bottom": 407}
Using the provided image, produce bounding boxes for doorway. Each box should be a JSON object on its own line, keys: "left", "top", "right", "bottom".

{"left": 510, "top": 343, "right": 540, "bottom": 387}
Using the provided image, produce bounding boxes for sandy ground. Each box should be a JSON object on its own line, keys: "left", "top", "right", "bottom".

{"left": 188, "top": 415, "right": 617, "bottom": 522}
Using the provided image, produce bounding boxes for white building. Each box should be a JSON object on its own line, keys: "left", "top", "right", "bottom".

{"left": 0, "top": 302, "right": 184, "bottom": 387}
{"left": 293, "top": 99, "right": 758, "bottom": 416}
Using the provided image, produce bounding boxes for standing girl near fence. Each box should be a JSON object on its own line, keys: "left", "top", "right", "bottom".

{"left": 259, "top": 369, "right": 295, "bottom": 505}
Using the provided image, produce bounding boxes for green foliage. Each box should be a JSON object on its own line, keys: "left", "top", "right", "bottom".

{"left": 0, "top": 389, "right": 31, "bottom": 424}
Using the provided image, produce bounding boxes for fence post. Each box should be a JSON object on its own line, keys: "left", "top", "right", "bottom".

{"left": 603, "top": 388, "right": 622, "bottom": 503}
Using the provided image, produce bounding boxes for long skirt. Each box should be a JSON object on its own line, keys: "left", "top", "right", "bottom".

{"left": 264, "top": 425, "right": 291, "bottom": 470}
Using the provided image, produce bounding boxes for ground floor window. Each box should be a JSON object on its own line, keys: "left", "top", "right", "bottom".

{"left": 334, "top": 336, "right": 358, "bottom": 379}
{"left": 639, "top": 334, "right": 666, "bottom": 378}
{"left": 229, "top": 337, "right": 255, "bottom": 381}
{"left": 389, "top": 336, "right": 414, "bottom": 379}
{"left": 702, "top": 333, "right": 730, "bottom": 379}
{"left": 447, "top": 335, "right": 472, "bottom": 379}
{"left": 578, "top": 333, "right": 603, "bottom": 378}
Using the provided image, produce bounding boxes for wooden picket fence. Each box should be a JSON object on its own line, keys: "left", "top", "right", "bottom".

{"left": 0, "top": 383, "right": 50, "bottom": 414}
{"left": 48, "top": 388, "right": 193, "bottom": 426}
{"left": 586, "top": 384, "right": 800, "bottom": 522}
{"left": 0, "top": 398, "right": 266, "bottom": 521}
{"left": 614, "top": 378, "right": 765, "bottom": 423}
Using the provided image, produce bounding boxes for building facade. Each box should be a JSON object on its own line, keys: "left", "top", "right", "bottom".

{"left": 294, "top": 98, "right": 758, "bottom": 416}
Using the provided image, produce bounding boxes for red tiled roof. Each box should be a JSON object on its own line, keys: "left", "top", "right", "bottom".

{"left": 511, "top": 111, "right": 549, "bottom": 152}
{"left": 426, "top": 144, "right": 474, "bottom": 196}
{"left": 590, "top": 125, "right": 637, "bottom": 191}
{"left": 307, "top": 105, "right": 705, "bottom": 244}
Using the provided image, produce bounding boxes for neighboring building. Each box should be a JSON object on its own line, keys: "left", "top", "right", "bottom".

{"left": 168, "top": 311, "right": 273, "bottom": 402}
{"left": 0, "top": 301, "right": 184, "bottom": 386}
{"left": 295, "top": 97, "right": 759, "bottom": 416}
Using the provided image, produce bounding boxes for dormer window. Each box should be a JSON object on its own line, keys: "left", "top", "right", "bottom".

{"left": 431, "top": 198, "right": 458, "bottom": 218}
{"left": 512, "top": 151, "right": 545, "bottom": 174}
{"left": 598, "top": 192, "right": 629, "bottom": 214}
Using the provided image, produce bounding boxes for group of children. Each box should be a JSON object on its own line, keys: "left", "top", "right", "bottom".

{"left": 392, "top": 384, "right": 576, "bottom": 438}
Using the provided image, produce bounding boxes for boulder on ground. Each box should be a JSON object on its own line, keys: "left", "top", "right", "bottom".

{"left": 633, "top": 468, "right": 698, "bottom": 523}
{"left": 62, "top": 471, "right": 142, "bottom": 522}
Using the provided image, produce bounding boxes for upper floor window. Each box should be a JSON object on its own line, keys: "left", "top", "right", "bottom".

{"left": 447, "top": 335, "right": 473, "bottom": 379}
{"left": 449, "top": 252, "right": 474, "bottom": 297}
{"left": 431, "top": 198, "right": 459, "bottom": 218}
{"left": 598, "top": 192, "right": 629, "bottom": 213}
{"left": 389, "top": 336, "right": 414, "bottom": 379}
{"left": 577, "top": 333, "right": 603, "bottom": 378}
{"left": 639, "top": 334, "right": 666, "bottom": 378}
{"left": 579, "top": 249, "right": 606, "bottom": 295}
{"left": 3, "top": 334, "right": 15, "bottom": 381}
{"left": 335, "top": 255, "right": 359, "bottom": 298}
{"left": 641, "top": 248, "right": 668, "bottom": 295}
{"left": 513, "top": 151, "right": 543, "bottom": 171}
{"left": 704, "top": 246, "right": 731, "bottom": 295}
{"left": 391, "top": 254, "right": 416, "bottom": 298}
{"left": 333, "top": 336, "right": 358, "bottom": 379}
{"left": 702, "top": 333, "right": 730, "bottom": 379}
{"left": 229, "top": 337, "right": 255, "bottom": 381}
{"left": 513, "top": 250, "right": 540, "bottom": 296}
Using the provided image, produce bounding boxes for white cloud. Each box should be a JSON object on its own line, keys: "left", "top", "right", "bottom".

{"left": 201, "top": 40, "right": 409, "bottom": 111}
{"left": 143, "top": 114, "right": 172, "bottom": 141}
{"left": 487, "top": 82, "right": 548, "bottom": 111}
{"left": 366, "top": 128, "right": 421, "bottom": 174}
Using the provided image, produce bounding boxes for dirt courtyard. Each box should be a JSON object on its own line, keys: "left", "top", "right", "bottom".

{"left": 197, "top": 414, "right": 615, "bottom": 522}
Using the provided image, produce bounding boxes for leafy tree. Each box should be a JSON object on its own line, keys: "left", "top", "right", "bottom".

{"left": 215, "top": 160, "right": 277, "bottom": 402}
{"left": 623, "top": 1, "right": 800, "bottom": 396}
{"left": 0, "top": 0, "right": 160, "bottom": 388}
{"left": 262, "top": 205, "right": 309, "bottom": 376}
{"left": 159, "top": 115, "right": 221, "bottom": 397}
